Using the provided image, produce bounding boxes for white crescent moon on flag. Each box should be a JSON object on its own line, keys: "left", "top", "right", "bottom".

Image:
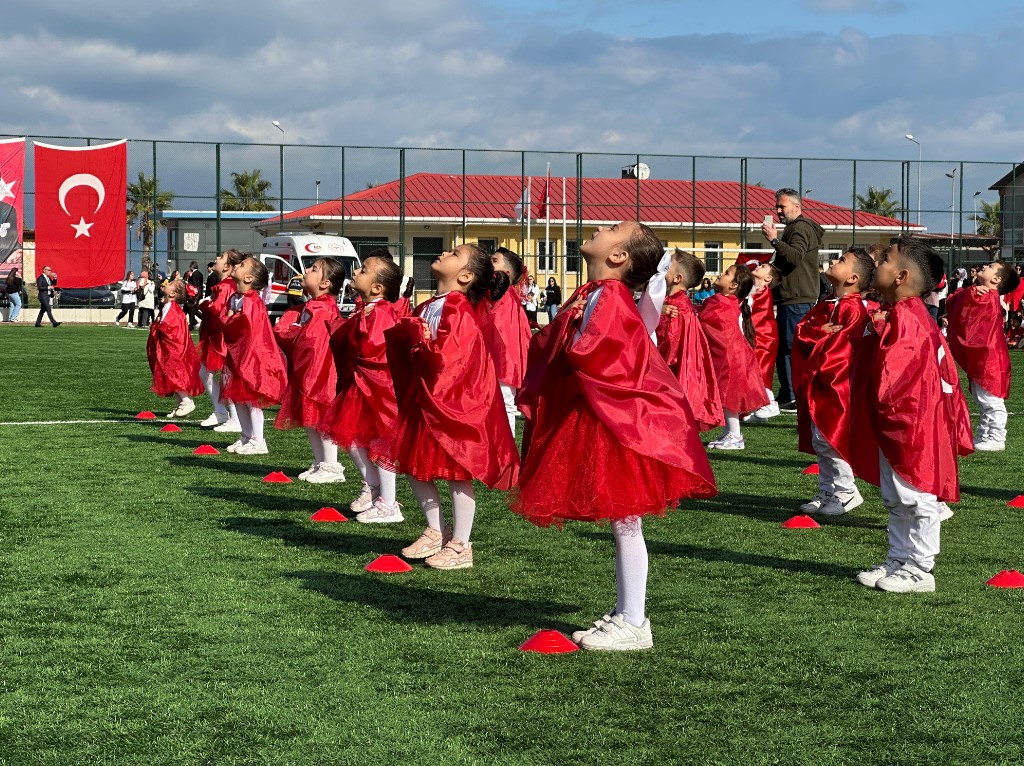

{"left": 58, "top": 174, "right": 105, "bottom": 215}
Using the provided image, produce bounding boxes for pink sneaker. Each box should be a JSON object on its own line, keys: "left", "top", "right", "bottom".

{"left": 425, "top": 539, "right": 473, "bottom": 570}
{"left": 401, "top": 527, "right": 446, "bottom": 560}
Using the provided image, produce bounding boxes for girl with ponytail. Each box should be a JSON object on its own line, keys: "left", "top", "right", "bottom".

{"left": 197, "top": 249, "right": 246, "bottom": 430}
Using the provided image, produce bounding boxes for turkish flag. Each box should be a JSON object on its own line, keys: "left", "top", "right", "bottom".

{"left": 34, "top": 140, "right": 127, "bottom": 287}
{"left": 0, "top": 137, "right": 25, "bottom": 275}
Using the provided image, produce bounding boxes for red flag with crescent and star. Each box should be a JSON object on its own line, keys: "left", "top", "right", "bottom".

{"left": 0, "top": 137, "right": 25, "bottom": 276}
{"left": 34, "top": 139, "right": 127, "bottom": 287}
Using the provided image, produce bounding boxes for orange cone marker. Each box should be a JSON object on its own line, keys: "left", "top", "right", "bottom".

{"left": 136, "top": 411, "right": 156, "bottom": 420}
{"left": 161, "top": 423, "right": 182, "bottom": 433}
{"left": 782, "top": 514, "right": 821, "bottom": 529}
{"left": 1007, "top": 496, "right": 1024, "bottom": 508}
{"left": 311, "top": 507, "right": 348, "bottom": 522}
{"left": 262, "top": 471, "right": 292, "bottom": 483}
{"left": 193, "top": 444, "right": 220, "bottom": 455}
{"left": 802, "top": 464, "right": 820, "bottom": 475}
{"left": 519, "top": 630, "right": 579, "bottom": 654}
{"left": 365, "top": 554, "right": 413, "bottom": 574}
{"left": 986, "top": 570, "right": 1024, "bottom": 588}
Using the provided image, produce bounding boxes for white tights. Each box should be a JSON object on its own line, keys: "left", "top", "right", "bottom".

{"left": 612, "top": 516, "right": 649, "bottom": 628}
{"left": 305, "top": 428, "right": 339, "bottom": 465}
{"left": 235, "top": 404, "right": 265, "bottom": 443}
{"left": 724, "top": 409, "right": 742, "bottom": 438}
{"left": 408, "top": 478, "right": 475, "bottom": 542}
{"left": 348, "top": 447, "right": 398, "bottom": 505}
{"left": 198, "top": 364, "right": 228, "bottom": 417}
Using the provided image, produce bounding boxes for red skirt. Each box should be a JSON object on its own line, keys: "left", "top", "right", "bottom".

{"left": 320, "top": 385, "right": 380, "bottom": 449}
{"left": 197, "top": 338, "right": 225, "bottom": 372}
{"left": 512, "top": 401, "right": 704, "bottom": 528}
{"left": 220, "top": 371, "right": 277, "bottom": 408}
{"left": 276, "top": 389, "right": 332, "bottom": 431}
{"left": 371, "top": 406, "right": 472, "bottom": 483}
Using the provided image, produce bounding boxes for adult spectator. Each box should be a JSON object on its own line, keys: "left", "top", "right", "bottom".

{"left": 114, "top": 271, "right": 138, "bottom": 327}
{"left": 521, "top": 273, "right": 540, "bottom": 326}
{"left": 1008, "top": 264, "right": 1024, "bottom": 316}
{"left": 693, "top": 277, "right": 714, "bottom": 305}
{"left": 137, "top": 272, "right": 156, "bottom": 328}
{"left": 184, "top": 261, "right": 205, "bottom": 329}
{"left": 543, "top": 277, "right": 562, "bottom": 322}
{"left": 35, "top": 265, "right": 61, "bottom": 327}
{"left": 950, "top": 268, "right": 970, "bottom": 293}
{"left": 761, "top": 188, "right": 823, "bottom": 410}
{"left": 5, "top": 267, "right": 23, "bottom": 322}
{"left": 205, "top": 261, "right": 220, "bottom": 296}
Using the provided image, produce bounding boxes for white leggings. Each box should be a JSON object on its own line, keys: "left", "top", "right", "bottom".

{"left": 198, "top": 364, "right": 229, "bottom": 417}
{"left": 305, "top": 428, "right": 338, "bottom": 465}
{"left": 348, "top": 446, "right": 398, "bottom": 505}
{"left": 613, "top": 516, "right": 648, "bottom": 628}
{"left": 234, "top": 404, "right": 265, "bottom": 442}
{"left": 408, "top": 478, "right": 475, "bottom": 542}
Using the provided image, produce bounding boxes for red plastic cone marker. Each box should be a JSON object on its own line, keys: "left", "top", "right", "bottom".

{"left": 262, "top": 471, "right": 293, "bottom": 483}
{"left": 782, "top": 514, "right": 821, "bottom": 529}
{"left": 193, "top": 444, "right": 220, "bottom": 455}
{"left": 1007, "top": 496, "right": 1024, "bottom": 508}
{"left": 986, "top": 570, "right": 1024, "bottom": 588}
{"left": 161, "top": 423, "right": 182, "bottom": 433}
{"left": 519, "top": 629, "right": 579, "bottom": 654}
{"left": 136, "top": 411, "right": 156, "bottom": 420}
{"left": 311, "top": 507, "right": 348, "bottom": 522}
{"left": 365, "top": 554, "right": 413, "bottom": 574}
{"left": 802, "top": 464, "right": 820, "bottom": 475}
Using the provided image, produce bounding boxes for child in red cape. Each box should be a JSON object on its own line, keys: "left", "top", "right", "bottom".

{"left": 698, "top": 264, "right": 769, "bottom": 450}
{"left": 849, "top": 237, "right": 973, "bottom": 593}
{"left": 655, "top": 248, "right": 724, "bottom": 431}
{"left": 476, "top": 246, "right": 532, "bottom": 436}
{"left": 791, "top": 248, "right": 873, "bottom": 516}
{"left": 745, "top": 262, "right": 782, "bottom": 422}
{"left": 197, "top": 249, "right": 245, "bottom": 431}
{"left": 147, "top": 279, "right": 203, "bottom": 417}
{"left": 220, "top": 257, "right": 287, "bottom": 456}
{"left": 325, "top": 254, "right": 404, "bottom": 523}
{"left": 274, "top": 258, "right": 343, "bottom": 482}
{"left": 945, "top": 260, "right": 1020, "bottom": 452}
{"left": 377, "top": 243, "right": 519, "bottom": 570}
{"left": 514, "top": 222, "right": 717, "bottom": 652}
{"left": 1007, "top": 313, "right": 1024, "bottom": 349}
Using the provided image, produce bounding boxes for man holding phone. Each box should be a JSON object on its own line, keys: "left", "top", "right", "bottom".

{"left": 760, "top": 188, "right": 823, "bottom": 411}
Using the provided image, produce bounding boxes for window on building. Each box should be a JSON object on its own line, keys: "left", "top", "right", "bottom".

{"left": 348, "top": 236, "right": 390, "bottom": 258}
{"left": 703, "top": 241, "right": 723, "bottom": 273}
{"left": 565, "top": 240, "right": 581, "bottom": 274}
{"left": 412, "top": 236, "right": 444, "bottom": 292}
{"left": 537, "top": 240, "right": 557, "bottom": 273}
{"left": 477, "top": 238, "right": 497, "bottom": 254}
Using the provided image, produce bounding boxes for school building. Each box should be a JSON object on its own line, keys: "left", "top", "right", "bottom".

{"left": 255, "top": 173, "right": 917, "bottom": 301}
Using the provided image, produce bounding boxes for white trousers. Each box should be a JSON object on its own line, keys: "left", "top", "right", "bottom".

{"left": 499, "top": 383, "right": 517, "bottom": 437}
{"left": 880, "top": 451, "right": 940, "bottom": 571}
{"left": 970, "top": 380, "right": 1007, "bottom": 444}
{"left": 811, "top": 422, "right": 855, "bottom": 495}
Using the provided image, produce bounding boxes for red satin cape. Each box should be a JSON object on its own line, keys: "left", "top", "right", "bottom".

{"left": 476, "top": 289, "right": 532, "bottom": 388}
{"left": 220, "top": 290, "right": 287, "bottom": 406}
{"left": 749, "top": 286, "right": 779, "bottom": 389}
{"left": 147, "top": 301, "right": 203, "bottom": 397}
{"left": 945, "top": 287, "right": 1011, "bottom": 399}
{"left": 273, "top": 295, "right": 341, "bottom": 430}
{"left": 698, "top": 293, "right": 769, "bottom": 414}
{"left": 196, "top": 279, "right": 235, "bottom": 372}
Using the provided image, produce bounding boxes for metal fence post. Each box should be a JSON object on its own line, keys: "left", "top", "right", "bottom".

{"left": 691, "top": 155, "right": 697, "bottom": 249}
{"left": 576, "top": 153, "right": 583, "bottom": 280}
{"left": 151, "top": 141, "right": 158, "bottom": 270}
{"left": 851, "top": 159, "right": 857, "bottom": 246}
{"left": 215, "top": 143, "right": 222, "bottom": 257}
{"left": 278, "top": 143, "right": 285, "bottom": 232}
{"left": 461, "top": 149, "right": 467, "bottom": 245}
{"left": 340, "top": 146, "right": 346, "bottom": 238}
{"left": 739, "top": 157, "right": 748, "bottom": 248}
{"left": 399, "top": 149, "right": 406, "bottom": 260}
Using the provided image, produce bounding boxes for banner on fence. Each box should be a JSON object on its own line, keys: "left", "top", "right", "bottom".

{"left": 0, "top": 137, "right": 25, "bottom": 276}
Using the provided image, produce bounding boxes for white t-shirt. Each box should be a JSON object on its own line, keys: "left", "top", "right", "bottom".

{"left": 523, "top": 284, "right": 539, "bottom": 311}
{"left": 573, "top": 286, "right": 603, "bottom": 344}
{"left": 160, "top": 302, "right": 173, "bottom": 321}
{"left": 421, "top": 294, "right": 447, "bottom": 340}
{"left": 121, "top": 279, "right": 138, "bottom": 305}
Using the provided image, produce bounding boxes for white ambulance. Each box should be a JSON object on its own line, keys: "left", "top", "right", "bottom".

{"left": 258, "top": 233, "right": 361, "bottom": 322}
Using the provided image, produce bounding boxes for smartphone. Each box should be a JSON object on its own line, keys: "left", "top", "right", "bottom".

{"left": 763, "top": 215, "right": 773, "bottom": 226}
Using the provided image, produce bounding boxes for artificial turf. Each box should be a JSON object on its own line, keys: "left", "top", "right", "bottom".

{"left": 0, "top": 324, "right": 1021, "bottom": 766}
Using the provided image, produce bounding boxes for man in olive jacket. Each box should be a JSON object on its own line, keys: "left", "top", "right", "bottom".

{"left": 760, "top": 188, "right": 824, "bottom": 409}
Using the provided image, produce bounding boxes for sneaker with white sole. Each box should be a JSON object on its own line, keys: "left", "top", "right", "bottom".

{"left": 745, "top": 402, "right": 781, "bottom": 422}
{"left": 572, "top": 613, "right": 615, "bottom": 643}
{"left": 234, "top": 439, "right": 268, "bottom": 455}
{"left": 127, "top": 322, "right": 135, "bottom": 328}
{"left": 707, "top": 434, "right": 744, "bottom": 450}
{"left": 974, "top": 440, "right": 1005, "bottom": 452}
{"left": 875, "top": 562, "right": 936, "bottom": 593}
{"left": 818, "top": 488, "right": 863, "bottom": 516}
{"left": 306, "top": 461, "right": 346, "bottom": 484}
{"left": 226, "top": 438, "right": 246, "bottom": 453}
{"left": 357, "top": 498, "right": 405, "bottom": 524}
{"left": 214, "top": 418, "right": 243, "bottom": 433}
{"left": 401, "top": 527, "right": 447, "bottom": 560}
{"left": 200, "top": 411, "right": 231, "bottom": 428}
{"left": 799, "top": 490, "right": 833, "bottom": 513}
{"left": 578, "top": 614, "right": 653, "bottom": 651}
{"left": 425, "top": 539, "right": 473, "bottom": 570}
{"left": 855, "top": 558, "right": 903, "bottom": 588}
{"left": 938, "top": 502, "right": 954, "bottom": 522}
{"left": 350, "top": 482, "right": 378, "bottom": 513}
{"left": 297, "top": 462, "right": 319, "bottom": 481}
{"left": 171, "top": 399, "right": 196, "bottom": 418}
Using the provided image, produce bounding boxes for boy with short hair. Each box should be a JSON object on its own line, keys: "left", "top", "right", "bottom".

{"left": 945, "top": 261, "right": 1021, "bottom": 452}
{"left": 849, "top": 237, "right": 973, "bottom": 593}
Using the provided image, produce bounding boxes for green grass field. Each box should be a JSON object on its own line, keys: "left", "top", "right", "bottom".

{"left": 1, "top": 324, "right": 1022, "bottom": 766}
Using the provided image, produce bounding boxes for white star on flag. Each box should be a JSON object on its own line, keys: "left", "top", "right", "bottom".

{"left": 71, "top": 217, "right": 94, "bottom": 238}
{"left": 0, "top": 175, "right": 16, "bottom": 202}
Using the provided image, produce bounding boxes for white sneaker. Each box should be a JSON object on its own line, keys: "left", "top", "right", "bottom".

{"left": 200, "top": 411, "right": 231, "bottom": 428}
{"left": 356, "top": 498, "right": 405, "bottom": 524}
{"left": 127, "top": 322, "right": 134, "bottom": 328}
{"left": 876, "top": 562, "right": 936, "bottom": 593}
{"left": 855, "top": 558, "right": 903, "bottom": 588}
{"left": 114, "top": 320, "right": 121, "bottom": 327}
{"left": 306, "top": 461, "right": 347, "bottom": 484}
{"left": 745, "top": 402, "right": 780, "bottom": 422}
{"left": 235, "top": 439, "right": 268, "bottom": 455}
{"left": 297, "top": 462, "right": 319, "bottom": 481}
{"left": 214, "top": 418, "right": 242, "bottom": 433}
{"left": 226, "top": 438, "right": 246, "bottom": 453}
{"left": 171, "top": 399, "right": 196, "bottom": 418}
{"left": 350, "top": 481, "right": 378, "bottom": 513}
{"left": 799, "top": 490, "right": 832, "bottom": 513}
{"left": 572, "top": 613, "right": 614, "bottom": 643}
{"left": 819, "top": 488, "right": 863, "bottom": 516}
{"left": 938, "top": 502, "right": 954, "bottom": 522}
{"left": 578, "top": 614, "right": 653, "bottom": 651}
{"left": 708, "top": 434, "right": 744, "bottom": 450}
{"left": 974, "top": 440, "right": 1005, "bottom": 452}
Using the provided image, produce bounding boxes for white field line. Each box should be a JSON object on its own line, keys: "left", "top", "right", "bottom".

{"left": 0, "top": 419, "right": 172, "bottom": 426}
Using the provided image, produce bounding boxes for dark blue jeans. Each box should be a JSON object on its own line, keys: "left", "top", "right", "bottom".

{"left": 775, "top": 302, "right": 812, "bottom": 403}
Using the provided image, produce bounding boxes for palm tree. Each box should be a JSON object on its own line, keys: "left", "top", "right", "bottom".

{"left": 970, "top": 199, "right": 1001, "bottom": 254}
{"left": 856, "top": 186, "right": 900, "bottom": 218}
{"left": 221, "top": 169, "right": 274, "bottom": 211}
{"left": 126, "top": 172, "right": 175, "bottom": 272}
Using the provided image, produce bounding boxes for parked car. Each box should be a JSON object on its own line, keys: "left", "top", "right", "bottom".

{"left": 55, "top": 286, "right": 117, "bottom": 307}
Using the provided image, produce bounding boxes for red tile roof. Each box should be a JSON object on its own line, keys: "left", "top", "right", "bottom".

{"left": 261, "top": 173, "right": 916, "bottom": 230}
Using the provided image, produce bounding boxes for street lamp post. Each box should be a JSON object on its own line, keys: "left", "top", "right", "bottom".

{"left": 905, "top": 134, "right": 921, "bottom": 225}
{"left": 973, "top": 191, "right": 981, "bottom": 235}
{"left": 315, "top": 179, "right": 321, "bottom": 204}
{"left": 945, "top": 168, "right": 957, "bottom": 253}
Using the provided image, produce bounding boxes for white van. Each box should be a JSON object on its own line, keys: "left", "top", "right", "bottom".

{"left": 258, "top": 233, "right": 361, "bottom": 322}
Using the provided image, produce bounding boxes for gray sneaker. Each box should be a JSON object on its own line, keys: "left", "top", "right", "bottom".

{"left": 578, "top": 614, "right": 653, "bottom": 651}
{"left": 819, "top": 488, "right": 863, "bottom": 516}
{"left": 855, "top": 558, "right": 903, "bottom": 588}
{"left": 799, "top": 490, "right": 832, "bottom": 513}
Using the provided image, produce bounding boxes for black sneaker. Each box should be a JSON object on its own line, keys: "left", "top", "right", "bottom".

{"left": 778, "top": 400, "right": 797, "bottom": 412}
{"left": 53, "top": 322, "right": 62, "bottom": 327}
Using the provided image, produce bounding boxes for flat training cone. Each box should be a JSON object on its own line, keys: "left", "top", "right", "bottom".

{"left": 262, "top": 471, "right": 292, "bottom": 483}
{"left": 802, "top": 464, "right": 820, "bottom": 475}
{"left": 311, "top": 507, "right": 348, "bottom": 522}
{"left": 519, "top": 630, "right": 579, "bottom": 654}
{"left": 1006, "top": 495, "right": 1024, "bottom": 508}
{"left": 365, "top": 554, "right": 413, "bottom": 574}
{"left": 986, "top": 570, "right": 1024, "bottom": 588}
{"left": 161, "top": 423, "right": 182, "bottom": 433}
{"left": 782, "top": 514, "right": 821, "bottom": 529}
{"left": 135, "top": 411, "right": 156, "bottom": 420}
{"left": 193, "top": 444, "right": 220, "bottom": 455}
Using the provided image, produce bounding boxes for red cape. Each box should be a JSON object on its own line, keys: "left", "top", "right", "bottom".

{"left": 273, "top": 295, "right": 341, "bottom": 429}
{"left": 476, "top": 289, "right": 532, "bottom": 388}
{"left": 655, "top": 291, "right": 724, "bottom": 431}
{"left": 221, "top": 290, "right": 287, "bottom": 406}
{"left": 794, "top": 294, "right": 870, "bottom": 460}
{"left": 393, "top": 296, "right": 412, "bottom": 319}
{"left": 848, "top": 297, "right": 973, "bottom": 502}
{"left": 791, "top": 300, "right": 833, "bottom": 397}
{"left": 945, "top": 287, "right": 1011, "bottom": 399}
{"left": 384, "top": 291, "right": 519, "bottom": 489}
{"left": 196, "top": 279, "right": 234, "bottom": 372}
{"left": 147, "top": 302, "right": 203, "bottom": 397}
{"left": 749, "top": 285, "right": 779, "bottom": 389}
{"left": 698, "top": 293, "right": 769, "bottom": 414}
